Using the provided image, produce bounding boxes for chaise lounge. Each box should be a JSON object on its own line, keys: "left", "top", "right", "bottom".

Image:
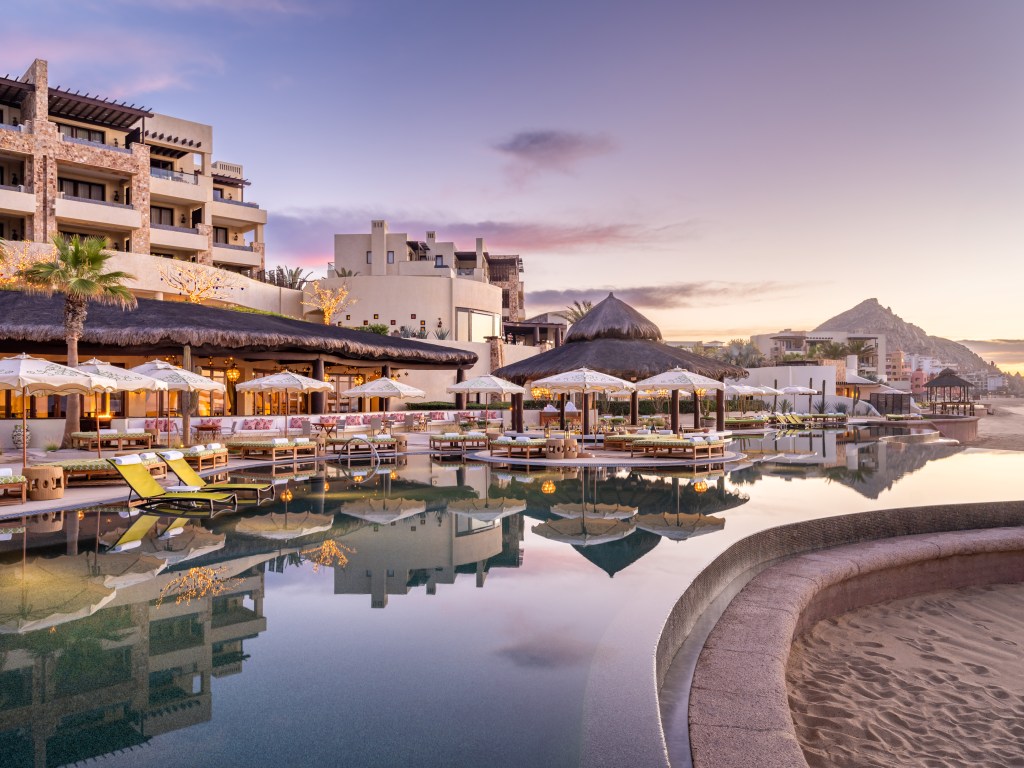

{"left": 107, "top": 454, "right": 237, "bottom": 515}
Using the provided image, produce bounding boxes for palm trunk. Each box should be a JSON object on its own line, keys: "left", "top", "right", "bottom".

{"left": 62, "top": 296, "right": 87, "bottom": 448}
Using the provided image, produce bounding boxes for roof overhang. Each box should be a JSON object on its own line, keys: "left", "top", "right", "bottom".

{"left": 48, "top": 86, "right": 152, "bottom": 130}
{"left": 0, "top": 75, "right": 33, "bottom": 109}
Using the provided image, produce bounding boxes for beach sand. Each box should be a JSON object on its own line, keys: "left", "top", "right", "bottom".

{"left": 787, "top": 582, "right": 1024, "bottom": 767}
{"left": 975, "top": 397, "right": 1024, "bottom": 451}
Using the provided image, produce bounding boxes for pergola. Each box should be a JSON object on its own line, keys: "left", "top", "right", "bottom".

{"left": 925, "top": 368, "right": 975, "bottom": 416}
{"left": 494, "top": 293, "right": 746, "bottom": 432}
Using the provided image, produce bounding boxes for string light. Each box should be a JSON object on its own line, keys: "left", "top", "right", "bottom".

{"left": 301, "top": 540, "right": 356, "bottom": 573}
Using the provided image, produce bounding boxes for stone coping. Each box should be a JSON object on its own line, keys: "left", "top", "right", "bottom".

{"left": 685, "top": 518, "right": 1024, "bottom": 768}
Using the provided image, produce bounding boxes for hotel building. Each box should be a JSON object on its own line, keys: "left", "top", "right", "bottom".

{"left": 323, "top": 219, "right": 526, "bottom": 343}
{"left": 0, "top": 58, "right": 269, "bottom": 296}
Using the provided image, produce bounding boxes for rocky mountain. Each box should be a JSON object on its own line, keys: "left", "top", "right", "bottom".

{"left": 814, "top": 298, "right": 993, "bottom": 373}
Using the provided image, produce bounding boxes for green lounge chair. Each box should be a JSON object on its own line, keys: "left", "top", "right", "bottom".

{"left": 107, "top": 454, "right": 237, "bottom": 515}
{"left": 159, "top": 450, "right": 275, "bottom": 503}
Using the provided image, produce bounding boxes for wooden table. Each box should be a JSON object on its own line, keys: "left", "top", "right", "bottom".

{"left": 312, "top": 422, "right": 337, "bottom": 438}
{"left": 194, "top": 426, "right": 221, "bottom": 443}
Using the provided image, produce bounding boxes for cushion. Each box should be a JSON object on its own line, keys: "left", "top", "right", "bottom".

{"left": 241, "top": 418, "right": 259, "bottom": 430}
{"left": 347, "top": 415, "right": 363, "bottom": 426}
{"left": 294, "top": 437, "right": 309, "bottom": 444}
{"left": 636, "top": 429, "right": 651, "bottom": 435}
{"left": 198, "top": 418, "right": 221, "bottom": 428}
{"left": 206, "top": 443, "right": 222, "bottom": 450}
{"left": 289, "top": 417, "right": 306, "bottom": 428}
{"left": 465, "top": 431, "right": 485, "bottom": 438}
{"left": 352, "top": 433, "right": 369, "bottom": 440}
{"left": 112, "top": 455, "right": 142, "bottom": 465}
{"left": 166, "top": 485, "right": 201, "bottom": 493}
{"left": 271, "top": 438, "right": 289, "bottom": 446}
{"left": 99, "top": 428, "right": 117, "bottom": 435}
{"left": 161, "top": 451, "right": 185, "bottom": 460}
{"left": 515, "top": 436, "right": 530, "bottom": 442}
{"left": 0, "top": 468, "right": 11, "bottom": 477}
{"left": 443, "top": 432, "right": 460, "bottom": 438}
{"left": 320, "top": 416, "right": 339, "bottom": 425}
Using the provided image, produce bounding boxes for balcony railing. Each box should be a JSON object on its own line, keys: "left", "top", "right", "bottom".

{"left": 61, "top": 135, "right": 131, "bottom": 154}
{"left": 150, "top": 167, "right": 198, "bottom": 185}
{"left": 0, "top": 183, "right": 30, "bottom": 193}
{"left": 61, "top": 194, "right": 133, "bottom": 209}
{"left": 456, "top": 268, "right": 476, "bottom": 277}
{"left": 215, "top": 197, "right": 260, "bottom": 209}
{"left": 213, "top": 242, "right": 253, "bottom": 251}
{"left": 0, "top": 123, "right": 22, "bottom": 133}
{"left": 152, "top": 222, "right": 199, "bottom": 234}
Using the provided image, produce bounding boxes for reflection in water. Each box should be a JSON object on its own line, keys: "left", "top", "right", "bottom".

{"left": 0, "top": 432, "right": 970, "bottom": 767}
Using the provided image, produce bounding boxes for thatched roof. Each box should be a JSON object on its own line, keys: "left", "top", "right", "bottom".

{"left": 497, "top": 292, "right": 745, "bottom": 382}
{"left": 0, "top": 291, "right": 476, "bottom": 369}
{"left": 495, "top": 338, "right": 745, "bottom": 382}
{"left": 925, "top": 368, "right": 972, "bottom": 390}
{"left": 564, "top": 293, "right": 661, "bottom": 343}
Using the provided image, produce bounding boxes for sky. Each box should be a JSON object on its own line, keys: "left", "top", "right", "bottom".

{"left": 4, "top": 0, "right": 1023, "bottom": 372}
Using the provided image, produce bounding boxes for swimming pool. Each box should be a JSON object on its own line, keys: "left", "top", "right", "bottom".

{"left": 1, "top": 432, "right": 1021, "bottom": 767}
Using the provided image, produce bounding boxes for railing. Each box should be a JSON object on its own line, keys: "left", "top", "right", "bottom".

{"left": 0, "top": 183, "right": 29, "bottom": 193}
{"left": 151, "top": 222, "right": 199, "bottom": 234}
{"left": 61, "top": 135, "right": 131, "bottom": 153}
{"left": 215, "top": 196, "right": 260, "bottom": 209}
{"left": 150, "top": 167, "right": 199, "bottom": 185}
{"left": 213, "top": 242, "right": 253, "bottom": 251}
{"left": 61, "top": 194, "right": 133, "bottom": 209}
{"left": 0, "top": 123, "right": 22, "bottom": 133}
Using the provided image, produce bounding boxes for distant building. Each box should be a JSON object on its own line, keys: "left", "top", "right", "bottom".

{"left": 322, "top": 220, "right": 525, "bottom": 343}
{"left": 751, "top": 329, "right": 887, "bottom": 379}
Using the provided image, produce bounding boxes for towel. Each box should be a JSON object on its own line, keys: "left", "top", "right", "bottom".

{"left": 0, "top": 468, "right": 11, "bottom": 477}
{"left": 271, "top": 438, "right": 289, "bottom": 445}
{"left": 207, "top": 442, "right": 222, "bottom": 450}
{"left": 112, "top": 454, "right": 142, "bottom": 465}
{"left": 161, "top": 451, "right": 185, "bottom": 461}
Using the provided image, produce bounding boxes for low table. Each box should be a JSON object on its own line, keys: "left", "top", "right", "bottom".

{"left": 24, "top": 466, "right": 65, "bottom": 501}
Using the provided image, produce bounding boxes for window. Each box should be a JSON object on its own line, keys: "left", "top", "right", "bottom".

{"left": 57, "top": 122, "right": 105, "bottom": 144}
{"left": 387, "top": 250, "right": 394, "bottom": 264}
{"left": 150, "top": 159, "right": 174, "bottom": 171}
{"left": 213, "top": 188, "right": 224, "bottom": 199}
{"left": 502, "top": 289, "right": 510, "bottom": 309}
{"left": 214, "top": 227, "right": 229, "bottom": 244}
{"left": 434, "top": 255, "right": 444, "bottom": 267}
{"left": 150, "top": 206, "right": 174, "bottom": 226}
{"left": 366, "top": 250, "right": 373, "bottom": 264}
{"left": 58, "top": 178, "right": 105, "bottom": 201}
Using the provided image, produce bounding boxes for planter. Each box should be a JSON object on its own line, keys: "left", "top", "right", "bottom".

{"left": 11, "top": 423, "right": 30, "bottom": 450}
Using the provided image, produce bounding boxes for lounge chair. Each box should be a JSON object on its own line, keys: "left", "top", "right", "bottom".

{"left": 159, "top": 450, "right": 275, "bottom": 502}
{"left": 107, "top": 454, "right": 237, "bottom": 514}
{"left": 103, "top": 514, "right": 160, "bottom": 552}
{"left": 71, "top": 429, "right": 153, "bottom": 451}
{"left": 0, "top": 468, "right": 27, "bottom": 504}
{"left": 40, "top": 453, "right": 167, "bottom": 485}
{"left": 228, "top": 437, "right": 319, "bottom": 461}
{"left": 179, "top": 443, "right": 230, "bottom": 470}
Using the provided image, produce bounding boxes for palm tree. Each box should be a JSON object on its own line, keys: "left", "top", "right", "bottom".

{"left": 272, "top": 266, "right": 311, "bottom": 289}
{"left": 19, "top": 235, "right": 136, "bottom": 446}
{"left": 844, "top": 339, "right": 875, "bottom": 367}
{"left": 334, "top": 267, "right": 361, "bottom": 277}
{"left": 557, "top": 300, "right": 593, "bottom": 324}
{"left": 810, "top": 341, "right": 848, "bottom": 360}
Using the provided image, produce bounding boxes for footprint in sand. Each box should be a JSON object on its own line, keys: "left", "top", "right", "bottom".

{"left": 853, "top": 641, "right": 884, "bottom": 648}
{"left": 963, "top": 662, "right": 990, "bottom": 675}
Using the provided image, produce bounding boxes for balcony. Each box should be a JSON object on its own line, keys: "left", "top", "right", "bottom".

{"left": 212, "top": 243, "right": 260, "bottom": 268}
{"left": 61, "top": 134, "right": 132, "bottom": 154}
{"left": 150, "top": 167, "right": 198, "bottom": 185}
{"left": 150, "top": 222, "right": 207, "bottom": 251}
{"left": 55, "top": 194, "right": 141, "bottom": 230}
{"left": 0, "top": 123, "right": 22, "bottom": 133}
{"left": 210, "top": 197, "right": 266, "bottom": 227}
{"left": 0, "top": 184, "right": 35, "bottom": 215}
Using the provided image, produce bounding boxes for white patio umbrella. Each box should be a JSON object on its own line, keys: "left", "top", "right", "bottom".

{"left": 235, "top": 511, "right": 335, "bottom": 541}
{"left": 235, "top": 370, "right": 334, "bottom": 437}
{"left": 0, "top": 354, "right": 118, "bottom": 469}
{"left": 447, "top": 497, "right": 527, "bottom": 522}
{"left": 130, "top": 360, "right": 226, "bottom": 447}
{"left": 533, "top": 368, "right": 633, "bottom": 435}
{"left": 342, "top": 377, "right": 426, "bottom": 400}
{"left": 76, "top": 359, "right": 170, "bottom": 457}
{"left": 447, "top": 374, "right": 525, "bottom": 426}
{"left": 531, "top": 517, "right": 635, "bottom": 547}
{"left": 343, "top": 498, "right": 426, "bottom": 525}
{"left": 780, "top": 385, "right": 818, "bottom": 414}
{"left": 634, "top": 367, "right": 725, "bottom": 431}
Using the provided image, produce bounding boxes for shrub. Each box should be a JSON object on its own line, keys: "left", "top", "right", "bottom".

{"left": 467, "top": 402, "right": 511, "bottom": 410}
{"left": 406, "top": 401, "right": 456, "bottom": 411}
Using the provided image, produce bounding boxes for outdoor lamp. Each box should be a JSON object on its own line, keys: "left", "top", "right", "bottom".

{"left": 280, "top": 488, "right": 294, "bottom": 503}
{"left": 692, "top": 480, "right": 709, "bottom": 494}
{"left": 225, "top": 366, "right": 241, "bottom": 383}
{"left": 541, "top": 480, "right": 556, "bottom": 494}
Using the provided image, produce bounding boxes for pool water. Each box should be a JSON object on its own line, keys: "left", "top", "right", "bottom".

{"left": 1, "top": 431, "right": 1021, "bottom": 768}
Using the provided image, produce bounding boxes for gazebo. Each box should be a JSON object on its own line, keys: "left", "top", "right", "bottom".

{"left": 925, "top": 368, "right": 974, "bottom": 415}
{"left": 494, "top": 293, "right": 746, "bottom": 431}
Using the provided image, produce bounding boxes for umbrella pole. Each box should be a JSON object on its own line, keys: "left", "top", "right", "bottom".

{"left": 95, "top": 393, "right": 102, "bottom": 459}
{"left": 671, "top": 389, "right": 680, "bottom": 434}
{"left": 21, "top": 386, "right": 27, "bottom": 471}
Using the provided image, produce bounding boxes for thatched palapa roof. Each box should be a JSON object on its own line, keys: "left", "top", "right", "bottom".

{"left": 495, "top": 293, "right": 745, "bottom": 382}
{"left": 925, "top": 368, "right": 972, "bottom": 390}
{"left": 0, "top": 291, "right": 476, "bottom": 368}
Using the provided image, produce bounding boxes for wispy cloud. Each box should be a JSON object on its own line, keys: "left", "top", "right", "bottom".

{"left": 109, "top": 0, "right": 317, "bottom": 12}
{"left": 1, "top": 29, "right": 223, "bottom": 97}
{"left": 494, "top": 634, "right": 588, "bottom": 669}
{"left": 527, "top": 281, "right": 796, "bottom": 311}
{"left": 264, "top": 206, "right": 695, "bottom": 270}
{"left": 494, "top": 130, "right": 614, "bottom": 182}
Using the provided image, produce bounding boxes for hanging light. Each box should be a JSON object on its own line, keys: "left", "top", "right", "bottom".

{"left": 225, "top": 365, "right": 241, "bottom": 383}
{"left": 323, "top": 482, "right": 330, "bottom": 493}
{"left": 389, "top": 470, "right": 398, "bottom": 481}
{"left": 692, "top": 480, "right": 709, "bottom": 494}
{"left": 541, "top": 480, "right": 556, "bottom": 494}
{"left": 280, "top": 488, "right": 294, "bottom": 503}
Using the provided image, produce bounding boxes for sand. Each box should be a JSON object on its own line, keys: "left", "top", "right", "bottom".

{"left": 975, "top": 398, "right": 1024, "bottom": 452}
{"left": 787, "top": 582, "right": 1024, "bottom": 767}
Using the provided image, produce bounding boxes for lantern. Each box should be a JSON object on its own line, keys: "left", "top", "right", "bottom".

{"left": 225, "top": 366, "right": 241, "bottom": 383}
{"left": 541, "top": 480, "right": 556, "bottom": 494}
{"left": 692, "top": 480, "right": 709, "bottom": 494}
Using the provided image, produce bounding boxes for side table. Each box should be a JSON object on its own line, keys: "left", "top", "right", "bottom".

{"left": 24, "top": 466, "right": 65, "bottom": 501}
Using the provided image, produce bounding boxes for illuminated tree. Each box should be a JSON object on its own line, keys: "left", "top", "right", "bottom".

{"left": 0, "top": 239, "right": 49, "bottom": 289}
{"left": 156, "top": 566, "right": 242, "bottom": 608}
{"left": 158, "top": 260, "right": 241, "bottom": 303}
{"left": 302, "top": 281, "right": 356, "bottom": 325}
{"left": 301, "top": 540, "right": 356, "bottom": 573}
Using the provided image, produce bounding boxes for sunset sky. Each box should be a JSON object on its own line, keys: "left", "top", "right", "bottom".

{"left": 5, "top": 0, "right": 1023, "bottom": 372}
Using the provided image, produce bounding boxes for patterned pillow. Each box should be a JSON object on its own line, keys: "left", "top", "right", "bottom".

{"left": 198, "top": 418, "right": 221, "bottom": 428}
{"left": 457, "top": 411, "right": 472, "bottom": 420}
{"left": 289, "top": 417, "right": 306, "bottom": 429}
{"left": 321, "top": 415, "right": 339, "bottom": 425}
{"left": 429, "top": 411, "right": 445, "bottom": 421}
{"left": 241, "top": 418, "right": 259, "bottom": 430}
{"left": 144, "top": 418, "right": 157, "bottom": 429}
{"left": 257, "top": 417, "right": 274, "bottom": 430}
{"left": 347, "top": 415, "right": 363, "bottom": 426}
